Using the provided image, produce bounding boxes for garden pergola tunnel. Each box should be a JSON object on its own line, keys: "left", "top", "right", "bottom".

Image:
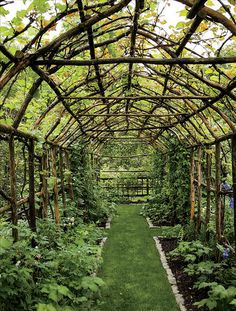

{"left": 0, "top": 0, "right": 236, "bottom": 246}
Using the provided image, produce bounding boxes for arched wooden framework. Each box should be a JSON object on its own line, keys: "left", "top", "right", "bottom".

{"left": 0, "top": 0, "right": 236, "bottom": 242}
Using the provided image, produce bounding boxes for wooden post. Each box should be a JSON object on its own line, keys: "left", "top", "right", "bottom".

{"left": 9, "top": 135, "right": 18, "bottom": 242}
{"left": 231, "top": 136, "right": 236, "bottom": 251}
{"left": 59, "top": 148, "right": 67, "bottom": 214}
{"left": 51, "top": 146, "right": 60, "bottom": 224}
{"left": 190, "top": 148, "right": 195, "bottom": 221}
{"left": 196, "top": 146, "right": 202, "bottom": 233}
{"left": 215, "top": 142, "right": 221, "bottom": 242}
{"left": 41, "top": 148, "right": 49, "bottom": 218}
{"left": 38, "top": 156, "right": 43, "bottom": 218}
{"left": 205, "top": 150, "right": 212, "bottom": 242}
{"left": 28, "top": 138, "right": 36, "bottom": 232}
{"left": 65, "top": 150, "right": 74, "bottom": 201}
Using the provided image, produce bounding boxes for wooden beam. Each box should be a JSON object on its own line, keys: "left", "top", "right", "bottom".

{"left": 34, "top": 56, "right": 236, "bottom": 66}
{"left": 192, "top": 132, "right": 236, "bottom": 148}
{"left": 65, "top": 151, "right": 74, "bottom": 201}
{"left": 85, "top": 126, "right": 167, "bottom": 132}
{"left": 99, "top": 136, "right": 149, "bottom": 140}
{"left": 0, "top": 188, "right": 11, "bottom": 202}
{"left": 41, "top": 149, "right": 49, "bottom": 218}
{"left": 9, "top": 136, "right": 18, "bottom": 242}
{"left": 62, "top": 95, "right": 214, "bottom": 100}
{"left": 0, "top": 122, "right": 36, "bottom": 140}
{"left": 190, "top": 148, "right": 195, "bottom": 221}
{"left": 51, "top": 146, "right": 60, "bottom": 224}
{"left": 101, "top": 155, "right": 151, "bottom": 158}
{"left": 101, "top": 170, "right": 150, "bottom": 172}
{"left": 187, "top": 0, "right": 207, "bottom": 19}
{"left": 59, "top": 148, "right": 67, "bottom": 214}
{"left": 75, "top": 113, "right": 186, "bottom": 117}
{"left": 28, "top": 138, "right": 36, "bottom": 233}
{"left": 205, "top": 150, "right": 212, "bottom": 242}
{"left": 196, "top": 146, "right": 202, "bottom": 232}
{"left": 215, "top": 142, "right": 221, "bottom": 242}
{"left": 232, "top": 136, "right": 236, "bottom": 252}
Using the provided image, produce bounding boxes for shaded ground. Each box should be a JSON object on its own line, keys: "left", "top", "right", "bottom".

{"left": 99, "top": 204, "right": 179, "bottom": 311}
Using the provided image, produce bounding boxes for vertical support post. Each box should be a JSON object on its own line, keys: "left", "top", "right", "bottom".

{"left": 38, "top": 156, "right": 43, "bottom": 218}
{"left": 231, "top": 136, "right": 236, "bottom": 251}
{"left": 190, "top": 148, "right": 195, "bottom": 221}
{"left": 196, "top": 146, "right": 202, "bottom": 233}
{"left": 59, "top": 148, "right": 67, "bottom": 214}
{"left": 205, "top": 150, "right": 212, "bottom": 242}
{"left": 41, "top": 147, "right": 49, "bottom": 218}
{"left": 9, "top": 135, "right": 18, "bottom": 242}
{"left": 51, "top": 146, "right": 60, "bottom": 224}
{"left": 215, "top": 142, "right": 221, "bottom": 242}
{"left": 65, "top": 150, "right": 74, "bottom": 201}
{"left": 28, "top": 138, "right": 36, "bottom": 232}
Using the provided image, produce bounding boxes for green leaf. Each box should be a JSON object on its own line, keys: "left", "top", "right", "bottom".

{"left": 0, "top": 7, "right": 9, "bottom": 16}
{"left": 55, "top": 3, "right": 67, "bottom": 12}
{"left": 0, "top": 237, "right": 12, "bottom": 250}
{"left": 30, "top": 0, "right": 50, "bottom": 13}
{"left": 36, "top": 303, "right": 57, "bottom": 311}
{"left": 179, "top": 9, "right": 187, "bottom": 17}
{"left": 230, "top": 299, "right": 236, "bottom": 305}
{"left": 81, "top": 276, "right": 105, "bottom": 292}
{"left": 176, "top": 22, "right": 185, "bottom": 28}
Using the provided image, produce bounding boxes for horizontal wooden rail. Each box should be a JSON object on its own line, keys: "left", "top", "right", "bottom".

{"left": 101, "top": 154, "right": 151, "bottom": 158}
{"left": 86, "top": 126, "right": 166, "bottom": 132}
{"left": 74, "top": 113, "right": 186, "bottom": 117}
{"left": 0, "top": 123, "right": 36, "bottom": 140}
{"left": 62, "top": 95, "right": 214, "bottom": 100}
{"left": 101, "top": 170, "right": 150, "bottom": 172}
{"left": 34, "top": 56, "right": 236, "bottom": 66}
{"left": 0, "top": 191, "right": 43, "bottom": 215}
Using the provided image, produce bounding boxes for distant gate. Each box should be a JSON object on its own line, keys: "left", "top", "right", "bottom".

{"left": 98, "top": 175, "right": 153, "bottom": 202}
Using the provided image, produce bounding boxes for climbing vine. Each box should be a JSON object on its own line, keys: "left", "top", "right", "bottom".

{"left": 143, "top": 140, "right": 190, "bottom": 225}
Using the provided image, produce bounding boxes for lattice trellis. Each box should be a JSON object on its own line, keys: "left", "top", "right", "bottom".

{"left": 0, "top": 0, "right": 235, "bottom": 151}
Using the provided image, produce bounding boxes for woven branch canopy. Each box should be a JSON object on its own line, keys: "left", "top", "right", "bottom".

{"left": 0, "top": 0, "right": 236, "bottom": 151}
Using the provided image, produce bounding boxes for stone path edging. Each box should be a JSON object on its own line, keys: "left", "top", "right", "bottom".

{"left": 105, "top": 216, "right": 112, "bottom": 229}
{"left": 146, "top": 217, "right": 159, "bottom": 228}
{"left": 100, "top": 237, "right": 108, "bottom": 248}
{"left": 153, "top": 236, "right": 187, "bottom": 311}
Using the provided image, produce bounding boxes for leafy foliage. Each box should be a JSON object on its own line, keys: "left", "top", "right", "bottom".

{"left": 142, "top": 140, "right": 190, "bottom": 225}
{"left": 0, "top": 218, "right": 104, "bottom": 311}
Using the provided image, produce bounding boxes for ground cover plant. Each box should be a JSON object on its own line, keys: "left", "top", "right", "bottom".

{"left": 0, "top": 216, "right": 105, "bottom": 311}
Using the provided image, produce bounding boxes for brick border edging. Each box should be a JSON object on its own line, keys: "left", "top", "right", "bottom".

{"left": 153, "top": 236, "right": 187, "bottom": 311}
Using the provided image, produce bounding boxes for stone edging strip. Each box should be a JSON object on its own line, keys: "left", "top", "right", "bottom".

{"left": 105, "top": 216, "right": 112, "bottom": 229}
{"left": 146, "top": 217, "right": 159, "bottom": 228}
{"left": 99, "top": 237, "right": 107, "bottom": 248}
{"left": 93, "top": 237, "right": 107, "bottom": 277}
{"left": 153, "top": 236, "right": 187, "bottom": 311}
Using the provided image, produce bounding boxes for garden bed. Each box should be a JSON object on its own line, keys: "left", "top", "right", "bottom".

{"left": 157, "top": 237, "right": 209, "bottom": 311}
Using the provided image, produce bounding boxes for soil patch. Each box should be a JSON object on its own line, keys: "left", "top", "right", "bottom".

{"left": 159, "top": 237, "right": 209, "bottom": 311}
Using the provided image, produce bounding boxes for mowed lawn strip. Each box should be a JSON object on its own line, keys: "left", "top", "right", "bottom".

{"left": 99, "top": 204, "right": 180, "bottom": 311}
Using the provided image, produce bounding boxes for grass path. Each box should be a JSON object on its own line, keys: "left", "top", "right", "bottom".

{"left": 99, "top": 204, "right": 180, "bottom": 311}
